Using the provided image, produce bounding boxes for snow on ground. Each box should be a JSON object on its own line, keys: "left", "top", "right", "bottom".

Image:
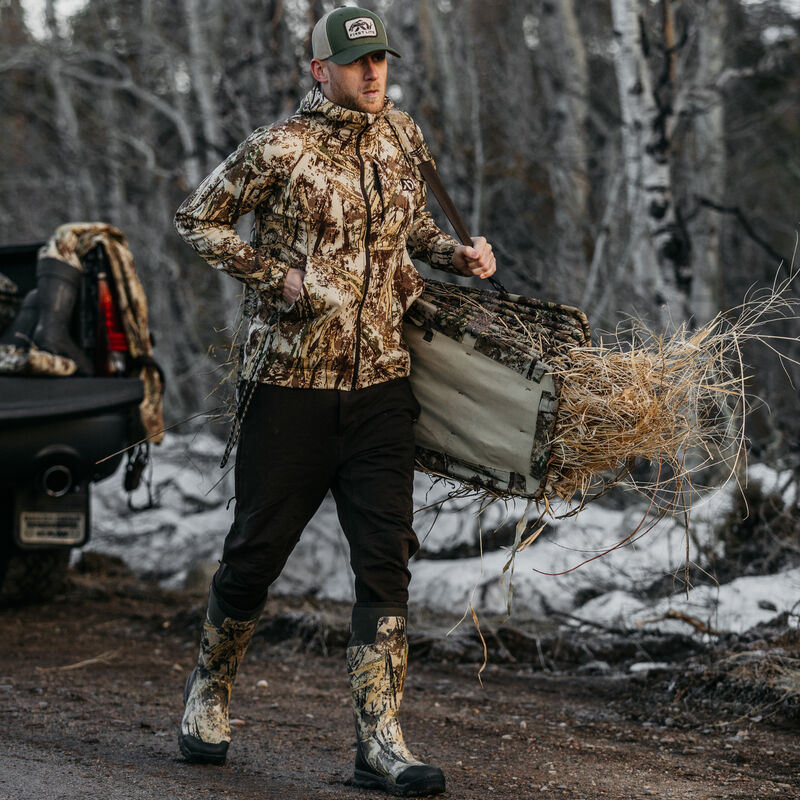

{"left": 577, "top": 569, "right": 800, "bottom": 637}
{"left": 87, "top": 433, "right": 800, "bottom": 637}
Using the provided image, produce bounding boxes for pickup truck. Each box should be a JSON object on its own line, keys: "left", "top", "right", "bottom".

{"left": 0, "top": 239, "right": 152, "bottom": 604}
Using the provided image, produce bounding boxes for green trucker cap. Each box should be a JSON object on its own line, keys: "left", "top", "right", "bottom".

{"left": 312, "top": 7, "right": 401, "bottom": 65}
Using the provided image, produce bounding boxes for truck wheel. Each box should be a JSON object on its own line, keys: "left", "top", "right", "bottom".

{"left": 0, "top": 492, "right": 71, "bottom": 606}
{"left": 0, "top": 542, "right": 71, "bottom": 606}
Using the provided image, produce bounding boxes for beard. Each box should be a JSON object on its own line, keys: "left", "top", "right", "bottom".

{"left": 325, "top": 79, "right": 385, "bottom": 114}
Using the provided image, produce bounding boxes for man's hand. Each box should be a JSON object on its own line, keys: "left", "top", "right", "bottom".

{"left": 451, "top": 237, "right": 496, "bottom": 279}
{"left": 282, "top": 267, "right": 305, "bottom": 304}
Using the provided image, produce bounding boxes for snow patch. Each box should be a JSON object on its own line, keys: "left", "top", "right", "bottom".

{"left": 88, "top": 434, "right": 799, "bottom": 638}
{"left": 577, "top": 569, "right": 800, "bottom": 635}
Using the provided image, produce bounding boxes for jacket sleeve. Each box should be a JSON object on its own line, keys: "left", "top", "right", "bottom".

{"left": 398, "top": 117, "right": 461, "bottom": 275}
{"left": 174, "top": 126, "right": 294, "bottom": 298}
{"left": 406, "top": 204, "right": 460, "bottom": 275}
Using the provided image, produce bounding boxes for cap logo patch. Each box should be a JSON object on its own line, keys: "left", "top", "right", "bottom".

{"left": 345, "top": 17, "right": 378, "bottom": 39}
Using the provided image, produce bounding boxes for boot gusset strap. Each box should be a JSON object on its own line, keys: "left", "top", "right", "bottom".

{"left": 208, "top": 579, "right": 266, "bottom": 626}
{"left": 350, "top": 603, "right": 408, "bottom": 646}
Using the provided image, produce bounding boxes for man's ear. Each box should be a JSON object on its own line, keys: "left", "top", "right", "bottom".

{"left": 310, "top": 58, "right": 328, "bottom": 84}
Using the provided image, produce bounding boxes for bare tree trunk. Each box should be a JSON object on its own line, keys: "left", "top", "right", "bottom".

{"left": 465, "top": 20, "right": 483, "bottom": 237}
{"left": 44, "top": 0, "right": 98, "bottom": 219}
{"left": 537, "top": 0, "right": 590, "bottom": 300}
{"left": 610, "top": 0, "right": 655, "bottom": 293}
{"left": 418, "top": 0, "right": 464, "bottom": 166}
{"left": 182, "top": 0, "right": 223, "bottom": 168}
{"left": 178, "top": 0, "right": 241, "bottom": 317}
{"left": 100, "top": 86, "right": 125, "bottom": 224}
{"left": 244, "top": 0, "right": 274, "bottom": 115}
{"left": 414, "top": 0, "right": 471, "bottom": 286}
{"left": 688, "top": 0, "right": 727, "bottom": 326}
{"left": 582, "top": 167, "right": 625, "bottom": 310}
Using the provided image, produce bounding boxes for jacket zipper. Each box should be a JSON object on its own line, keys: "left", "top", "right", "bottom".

{"left": 351, "top": 126, "right": 372, "bottom": 391}
{"left": 373, "top": 161, "right": 386, "bottom": 223}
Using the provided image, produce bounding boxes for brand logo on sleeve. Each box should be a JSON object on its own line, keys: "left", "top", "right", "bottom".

{"left": 345, "top": 18, "right": 378, "bottom": 39}
{"left": 400, "top": 179, "right": 416, "bottom": 191}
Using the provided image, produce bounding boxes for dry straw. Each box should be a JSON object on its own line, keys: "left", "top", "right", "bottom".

{"left": 546, "top": 319, "right": 745, "bottom": 509}
{"left": 546, "top": 268, "right": 799, "bottom": 513}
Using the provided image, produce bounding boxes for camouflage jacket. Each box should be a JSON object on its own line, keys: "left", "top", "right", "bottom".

{"left": 175, "top": 86, "right": 460, "bottom": 390}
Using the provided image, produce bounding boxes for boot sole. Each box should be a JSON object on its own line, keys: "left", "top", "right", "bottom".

{"left": 354, "top": 768, "right": 445, "bottom": 797}
{"left": 178, "top": 731, "right": 228, "bottom": 765}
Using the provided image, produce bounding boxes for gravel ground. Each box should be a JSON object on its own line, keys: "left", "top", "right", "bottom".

{"left": 1, "top": 559, "right": 799, "bottom": 800}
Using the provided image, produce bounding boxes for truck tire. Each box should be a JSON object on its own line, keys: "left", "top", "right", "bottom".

{"left": 0, "top": 493, "right": 71, "bottom": 606}
{"left": 0, "top": 542, "right": 71, "bottom": 606}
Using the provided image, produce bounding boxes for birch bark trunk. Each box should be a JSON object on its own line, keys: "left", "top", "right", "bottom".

{"left": 610, "top": 0, "right": 689, "bottom": 327}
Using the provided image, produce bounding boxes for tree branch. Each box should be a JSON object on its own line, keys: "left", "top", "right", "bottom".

{"left": 694, "top": 195, "right": 790, "bottom": 269}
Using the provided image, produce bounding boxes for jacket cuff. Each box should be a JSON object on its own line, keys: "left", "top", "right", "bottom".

{"left": 429, "top": 238, "right": 460, "bottom": 275}
{"left": 242, "top": 251, "right": 291, "bottom": 299}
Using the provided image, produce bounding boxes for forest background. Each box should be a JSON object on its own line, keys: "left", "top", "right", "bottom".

{"left": 1, "top": 0, "right": 798, "bottom": 471}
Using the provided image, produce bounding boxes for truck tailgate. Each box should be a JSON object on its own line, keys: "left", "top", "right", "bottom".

{"left": 0, "top": 377, "right": 144, "bottom": 423}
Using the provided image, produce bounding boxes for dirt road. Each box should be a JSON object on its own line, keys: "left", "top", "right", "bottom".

{"left": 1, "top": 558, "right": 798, "bottom": 800}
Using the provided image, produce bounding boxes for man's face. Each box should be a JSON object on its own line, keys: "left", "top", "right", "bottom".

{"left": 314, "top": 51, "right": 388, "bottom": 114}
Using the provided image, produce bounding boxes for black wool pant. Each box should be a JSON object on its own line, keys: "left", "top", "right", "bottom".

{"left": 212, "top": 378, "right": 421, "bottom": 617}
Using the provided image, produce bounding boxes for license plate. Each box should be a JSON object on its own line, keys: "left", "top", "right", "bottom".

{"left": 19, "top": 511, "right": 86, "bottom": 547}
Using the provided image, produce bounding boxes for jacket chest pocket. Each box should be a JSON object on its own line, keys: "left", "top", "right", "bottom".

{"left": 373, "top": 165, "right": 418, "bottom": 244}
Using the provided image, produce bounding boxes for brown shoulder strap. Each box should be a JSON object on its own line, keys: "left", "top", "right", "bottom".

{"left": 417, "top": 160, "right": 472, "bottom": 246}
{"left": 417, "top": 159, "right": 508, "bottom": 295}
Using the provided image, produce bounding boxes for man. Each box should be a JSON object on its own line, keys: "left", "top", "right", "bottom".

{"left": 174, "top": 6, "right": 495, "bottom": 797}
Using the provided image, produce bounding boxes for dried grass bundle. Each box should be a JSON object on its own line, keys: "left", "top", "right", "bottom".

{"left": 545, "top": 269, "right": 800, "bottom": 509}
{"left": 545, "top": 323, "right": 741, "bottom": 504}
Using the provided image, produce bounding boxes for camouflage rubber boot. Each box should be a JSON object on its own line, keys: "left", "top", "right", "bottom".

{"left": 179, "top": 586, "right": 262, "bottom": 765}
{"left": 31, "top": 258, "right": 93, "bottom": 375}
{"left": 347, "top": 612, "right": 445, "bottom": 797}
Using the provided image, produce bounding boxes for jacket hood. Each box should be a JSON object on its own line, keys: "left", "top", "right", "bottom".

{"left": 298, "top": 85, "right": 394, "bottom": 127}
